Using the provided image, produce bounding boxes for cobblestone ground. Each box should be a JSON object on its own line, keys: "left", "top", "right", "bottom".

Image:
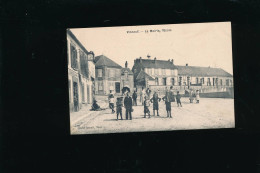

{"left": 70, "top": 97, "right": 235, "bottom": 134}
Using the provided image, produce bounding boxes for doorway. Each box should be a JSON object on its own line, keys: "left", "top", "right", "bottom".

{"left": 73, "top": 82, "right": 79, "bottom": 112}
{"left": 87, "top": 85, "right": 90, "bottom": 104}
{"left": 115, "top": 82, "right": 120, "bottom": 93}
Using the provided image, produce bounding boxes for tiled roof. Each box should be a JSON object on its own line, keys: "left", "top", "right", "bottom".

{"left": 94, "top": 55, "right": 122, "bottom": 68}
{"left": 121, "top": 68, "right": 133, "bottom": 75}
{"left": 137, "top": 59, "right": 177, "bottom": 69}
{"left": 176, "top": 65, "right": 233, "bottom": 77}
{"left": 136, "top": 70, "right": 155, "bottom": 80}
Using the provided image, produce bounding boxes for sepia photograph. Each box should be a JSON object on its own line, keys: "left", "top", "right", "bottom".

{"left": 67, "top": 22, "right": 235, "bottom": 134}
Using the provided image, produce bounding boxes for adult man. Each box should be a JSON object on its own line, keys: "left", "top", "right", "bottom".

{"left": 124, "top": 92, "right": 133, "bottom": 120}
{"left": 151, "top": 90, "right": 160, "bottom": 116}
{"left": 132, "top": 90, "right": 137, "bottom": 106}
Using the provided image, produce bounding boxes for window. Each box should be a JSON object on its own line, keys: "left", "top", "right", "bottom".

{"left": 80, "top": 51, "right": 89, "bottom": 78}
{"left": 187, "top": 77, "right": 190, "bottom": 85}
{"left": 226, "top": 79, "right": 229, "bottom": 86}
{"left": 149, "top": 68, "right": 153, "bottom": 75}
{"left": 171, "top": 78, "right": 175, "bottom": 85}
{"left": 220, "top": 79, "right": 223, "bottom": 86}
{"left": 207, "top": 78, "right": 211, "bottom": 86}
{"left": 161, "top": 69, "right": 166, "bottom": 75}
{"left": 98, "top": 81, "right": 103, "bottom": 90}
{"left": 155, "top": 69, "right": 159, "bottom": 75}
{"left": 201, "top": 78, "right": 204, "bottom": 84}
{"left": 179, "top": 77, "right": 182, "bottom": 86}
{"left": 70, "top": 44, "right": 78, "bottom": 70}
{"left": 108, "top": 69, "right": 115, "bottom": 78}
{"left": 196, "top": 77, "right": 199, "bottom": 84}
{"left": 82, "top": 83, "right": 85, "bottom": 102}
{"left": 216, "top": 78, "right": 218, "bottom": 86}
{"left": 162, "top": 78, "right": 167, "bottom": 86}
{"left": 98, "top": 69, "right": 102, "bottom": 77}
{"left": 124, "top": 72, "right": 128, "bottom": 79}
{"left": 116, "top": 69, "right": 121, "bottom": 78}
{"left": 68, "top": 80, "right": 71, "bottom": 102}
{"left": 155, "top": 77, "right": 159, "bottom": 85}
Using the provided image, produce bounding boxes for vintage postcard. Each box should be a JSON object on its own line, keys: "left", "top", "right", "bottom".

{"left": 67, "top": 22, "right": 235, "bottom": 134}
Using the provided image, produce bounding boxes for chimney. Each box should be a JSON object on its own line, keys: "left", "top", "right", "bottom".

{"left": 139, "top": 57, "right": 142, "bottom": 63}
{"left": 125, "top": 61, "right": 128, "bottom": 68}
{"left": 186, "top": 63, "right": 188, "bottom": 66}
{"left": 171, "top": 59, "right": 174, "bottom": 64}
{"left": 154, "top": 57, "right": 156, "bottom": 63}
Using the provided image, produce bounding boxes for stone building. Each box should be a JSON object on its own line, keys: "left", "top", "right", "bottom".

{"left": 67, "top": 29, "right": 95, "bottom": 112}
{"left": 132, "top": 57, "right": 233, "bottom": 95}
{"left": 132, "top": 57, "right": 178, "bottom": 93}
{"left": 94, "top": 55, "right": 134, "bottom": 95}
{"left": 120, "top": 61, "right": 134, "bottom": 94}
{"left": 94, "top": 55, "right": 122, "bottom": 95}
{"left": 176, "top": 64, "right": 233, "bottom": 87}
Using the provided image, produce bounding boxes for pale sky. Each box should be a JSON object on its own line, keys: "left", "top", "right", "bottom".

{"left": 70, "top": 22, "right": 233, "bottom": 74}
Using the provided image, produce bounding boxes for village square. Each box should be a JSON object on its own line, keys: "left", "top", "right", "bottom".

{"left": 67, "top": 24, "right": 234, "bottom": 134}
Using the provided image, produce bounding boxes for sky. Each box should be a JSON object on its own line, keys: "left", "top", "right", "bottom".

{"left": 70, "top": 22, "right": 233, "bottom": 74}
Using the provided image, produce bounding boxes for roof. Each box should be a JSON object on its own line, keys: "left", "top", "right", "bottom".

{"left": 121, "top": 68, "right": 133, "bottom": 75}
{"left": 136, "top": 70, "right": 155, "bottom": 80}
{"left": 67, "top": 29, "right": 89, "bottom": 54}
{"left": 136, "top": 59, "right": 177, "bottom": 69}
{"left": 176, "top": 65, "right": 233, "bottom": 77}
{"left": 94, "top": 55, "right": 122, "bottom": 68}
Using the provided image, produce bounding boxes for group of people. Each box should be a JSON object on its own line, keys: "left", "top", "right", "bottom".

{"left": 108, "top": 91, "right": 133, "bottom": 120}
{"left": 189, "top": 90, "right": 200, "bottom": 103}
{"left": 106, "top": 86, "right": 197, "bottom": 120}
{"left": 142, "top": 87, "right": 183, "bottom": 119}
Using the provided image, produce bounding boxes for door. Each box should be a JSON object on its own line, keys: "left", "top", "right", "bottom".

{"left": 73, "top": 82, "right": 79, "bottom": 112}
{"left": 115, "top": 82, "right": 120, "bottom": 93}
{"left": 87, "top": 85, "right": 90, "bottom": 104}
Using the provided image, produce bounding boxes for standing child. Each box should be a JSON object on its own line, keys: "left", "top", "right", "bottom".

{"left": 176, "top": 91, "right": 182, "bottom": 107}
{"left": 116, "top": 97, "right": 123, "bottom": 120}
{"left": 108, "top": 91, "right": 115, "bottom": 113}
{"left": 163, "top": 90, "right": 172, "bottom": 118}
{"left": 144, "top": 96, "right": 151, "bottom": 118}
{"left": 189, "top": 90, "right": 194, "bottom": 103}
{"left": 195, "top": 90, "right": 200, "bottom": 103}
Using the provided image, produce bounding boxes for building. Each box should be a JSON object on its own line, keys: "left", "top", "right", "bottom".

{"left": 94, "top": 55, "right": 122, "bottom": 95}
{"left": 176, "top": 64, "right": 233, "bottom": 93}
{"left": 120, "top": 61, "right": 134, "bottom": 94}
{"left": 132, "top": 57, "right": 233, "bottom": 95}
{"left": 67, "top": 29, "right": 95, "bottom": 112}
{"left": 132, "top": 57, "right": 178, "bottom": 93}
{"left": 94, "top": 56, "right": 134, "bottom": 95}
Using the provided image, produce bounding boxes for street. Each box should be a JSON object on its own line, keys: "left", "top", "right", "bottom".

{"left": 70, "top": 97, "right": 235, "bottom": 134}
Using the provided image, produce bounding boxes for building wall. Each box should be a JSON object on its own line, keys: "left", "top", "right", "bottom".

{"left": 178, "top": 75, "right": 233, "bottom": 87}
{"left": 67, "top": 33, "right": 94, "bottom": 112}
{"left": 95, "top": 66, "right": 122, "bottom": 95}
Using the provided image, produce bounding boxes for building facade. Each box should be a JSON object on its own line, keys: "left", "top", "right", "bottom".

{"left": 132, "top": 57, "right": 233, "bottom": 95}
{"left": 132, "top": 57, "right": 178, "bottom": 94}
{"left": 94, "top": 56, "right": 134, "bottom": 95}
{"left": 176, "top": 64, "right": 233, "bottom": 93}
{"left": 94, "top": 55, "right": 122, "bottom": 95}
{"left": 120, "top": 61, "right": 134, "bottom": 94}
{"left": 67, "top": 29, "right": 95, "bottom": 112}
